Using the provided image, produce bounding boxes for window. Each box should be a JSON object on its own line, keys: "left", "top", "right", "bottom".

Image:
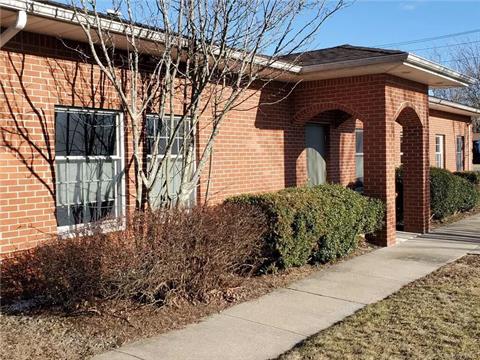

{"left": 355, "top": 128, "right": 364, "bottom": 182}
{"left": 55, "top": 108, "right": 124, "bottom": 231}
{"left": 435, "top": 135, "right": 445, "bottom": 169}
{"left": 146, "top": 115, "right": 195, "bottom": 207}
{"left": 399, "top": 130, "right": 404, "bottom": 165}
{"left": 456, "top": 136, "right": 465, "bottom": 171}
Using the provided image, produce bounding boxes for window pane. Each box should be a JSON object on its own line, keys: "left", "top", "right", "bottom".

{"left": 146, "top": 115, "right": 190, "bottom": 156}
{"left": 456, "top": 136, "right": 464, "bottom": 171}
{"left": 55, "top": 112, "right": 86, "bottom": 156}
{"left": 355, "top": 155, "right": 364, "bottom": 181}
{"left": 86, "top": 200, "right": 115, "bottom": 223}
{"left": 56, "top": 204, "right": 84, "bottom": 227}
{"left": 55, "top": 109, "right": 122, "bottom": 229}
{"left": 67, "top": 162, "right": 82, "bottom": 183}
{"left": 355, "top": 130, "right": 363, "bottom": 154}
{"left": 56, "top": 111, "right": 117, "bottom": 157}
{"left": 85, "top": 113, "right": 116, "bottom": 156}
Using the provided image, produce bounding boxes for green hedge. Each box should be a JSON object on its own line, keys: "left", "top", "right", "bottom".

{"left": 430, "top": 168, "right": 479, "bottom": 219}
{"left": 397, "top": 167, "right": 479, "bottom": 221}
{"left": 227, "top": 184, "right": 385, "bottom": 269}
{"left": 454, "top": 171, "right": 480, "bottom": 187}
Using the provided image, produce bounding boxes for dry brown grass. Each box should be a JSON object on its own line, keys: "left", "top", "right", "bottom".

{"left": 0, "top": 243, "right": 374, "bottom": 360}
{"left": 278, "top": 254, "right": 480, "bottom": 360}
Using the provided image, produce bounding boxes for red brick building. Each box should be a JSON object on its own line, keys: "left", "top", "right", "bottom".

{"left": 1, "top": 1, "right": 479, "bottom": 256}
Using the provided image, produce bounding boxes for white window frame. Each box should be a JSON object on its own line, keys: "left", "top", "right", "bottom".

{"left": 145, "top": 114, "right": 196, "bottom": 207}
{"left": 435, "top": 134, "right": 445, "bottom": 169}
{"left": 55, "top": 107, "right": 125, "bottom": 235}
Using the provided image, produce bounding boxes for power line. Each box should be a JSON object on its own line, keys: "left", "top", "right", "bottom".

{"left": 441, "top": 56, "right": 480, "bottom": 64}
{"left": 408, "top": 40, "right": 480, "bottom": 53}
{"left": 375, "top": 28, "right": 480, "bottom": 48}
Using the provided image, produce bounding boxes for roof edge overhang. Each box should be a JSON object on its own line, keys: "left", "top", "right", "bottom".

{"left": 429, "top": 96, "right": 480, "bottom": 119}
{"left": 292, "top": 53, "right": 474, "bottom": 88}
{"left": 0, "top": 0, "right": 475, "bottom": 88}
{"left": 405, "top": 54, "right": 474, "bottom": 87}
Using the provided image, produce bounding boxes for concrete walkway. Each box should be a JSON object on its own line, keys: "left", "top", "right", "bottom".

{"left": 94, "top": 214, "right": 480, "bottom": 360}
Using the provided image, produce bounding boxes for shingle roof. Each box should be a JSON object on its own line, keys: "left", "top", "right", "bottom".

{"left": 280, "top": 45, "right": 407, "bottom": 66}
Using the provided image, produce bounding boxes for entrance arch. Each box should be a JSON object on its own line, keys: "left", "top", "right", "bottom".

{"left": 394, "top": 104, "right": 430, "bottom": 233}
{"left": 295, "top": 104, "right": 364, "bottom": 188}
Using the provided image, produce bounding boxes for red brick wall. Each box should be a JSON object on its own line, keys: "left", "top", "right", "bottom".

{"left": 0, "top": 32, "right": 137, "bottom": 256}
{"left": 429, "top": 109, "right": 472, "bottom": 172}
{"left": 0, "top": 32, "right": 302, "bottom": 255}
{"left": 196, "top": 83, "right": 300, "bottom": 204}
{"left": 3, "top": 31, "right": 462, "bottom": 255}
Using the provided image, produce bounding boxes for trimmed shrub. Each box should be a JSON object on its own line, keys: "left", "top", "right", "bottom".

{"left": 228, "top": 184, "right": 385, "bottom": 268}
{"left": 1, "top": 203, "right": 267, "bottom": 309}
{"left": 396, "top": 167, "right": 479, "bottom": 222}
{"left": 430, "top": 167, "right": 479, "bottom": 219}
{"left": 454, "top": 171, "right": 480, "bottom": 187}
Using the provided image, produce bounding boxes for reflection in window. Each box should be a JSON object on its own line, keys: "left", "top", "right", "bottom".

{"left": 146, "top": 115, "right": 194, "bottom": 208}
{"left": 55, "top": 108, "right": 123, "bottom": 230}
{"left": 435, "top": 135, "right": 445, "bottom": 169}
{"left": 456, "top": 136, "right": 464, "bottom": 171}
{"left": 355, "top": 128, "right": 364, "bottom": 182}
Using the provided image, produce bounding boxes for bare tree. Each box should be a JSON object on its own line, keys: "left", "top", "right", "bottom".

{"left": 432, "top": 41, "right": 480, "bottom": 131}
{"left": 71, "top": 0, "right": 346, "bottom": 209}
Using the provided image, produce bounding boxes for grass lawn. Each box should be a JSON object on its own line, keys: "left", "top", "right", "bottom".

{"left": 279, "top": 254, "right": 480, "bottom": 360}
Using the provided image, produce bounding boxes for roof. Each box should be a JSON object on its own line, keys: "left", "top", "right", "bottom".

{"left": 429, "top": 96, "right": 480, "bottom": 118}
{"left": 281, "top": 45, "right": 406, "bottom": 66}
{"left": 0, "top": 0, "right": 476, "bottom": 87}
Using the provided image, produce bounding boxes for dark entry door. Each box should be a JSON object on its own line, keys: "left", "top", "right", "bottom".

{"left": 305, "top": 124, "right": 327, "bottom": 185}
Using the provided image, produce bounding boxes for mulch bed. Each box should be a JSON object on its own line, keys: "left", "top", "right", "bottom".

{"left": 0, "top": 243, "right": 374, "bottom": 360}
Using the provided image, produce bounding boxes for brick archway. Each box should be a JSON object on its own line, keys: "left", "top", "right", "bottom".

{"left": 293, "top": 102, "right": 363, "bottom": 125}
{"left": 291, "top": 75, "right": 430, "bottom": 247}
{"left": 292, "top": 102, "right": 365, "bottom": 186}
{"left": 395, "top": 105, "right": 430, "bottom": 233}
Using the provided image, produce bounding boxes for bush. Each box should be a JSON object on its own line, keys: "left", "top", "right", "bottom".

{"left": 1, "top": 203, "right": 267, "bottom": 309}
{"left": 430, "top": 168, "right": 479, "bottom": 219}
{"left": 227, "top": 184, "right": 384, "bottom": 268}
{"left": 454, "top": 171, "right": 480, "bottom": 187}
{"left": 396, "top": 167, "right": 479, "bottom": 222}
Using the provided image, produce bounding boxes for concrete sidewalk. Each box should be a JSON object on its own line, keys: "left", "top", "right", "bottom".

{"left": 94, "top": 214, "right": 480, "bottom": 360}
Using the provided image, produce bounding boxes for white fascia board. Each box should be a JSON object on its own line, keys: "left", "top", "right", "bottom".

{"left": 0, "top": 0, "right": 168, "bottom": 43}
{"left": 429, "top": 96, "right": 480, "bottom": 118}
{"left": 0, "top": 0, "right": 300, "bottom": 73}
{"left": 406, "top": 54, "right": 474, "bottom": 86}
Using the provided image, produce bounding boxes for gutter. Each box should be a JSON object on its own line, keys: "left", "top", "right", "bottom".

{"left": 0, "top": 1, "right": 475, "bottom": 84}
{"left": 429, "top": 96, "right": 480, "bottom": 119}
{"left": 0, "top": 0, "right": 300, "bottom": 73}
{"left": 0, "top": 9, "right": 27, "bottom": 48}
{"left": 405, "top": 54, "right": 475, "bottom": 86}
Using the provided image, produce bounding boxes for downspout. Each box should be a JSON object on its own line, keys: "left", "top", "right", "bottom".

{"left": 0, "top": 10, "right": 27, "bottom": 49}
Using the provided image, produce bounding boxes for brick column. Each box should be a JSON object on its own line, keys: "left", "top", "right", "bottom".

{"left": 363, "top": 111, "right": 397, "bottom": 247}
{"left": 398, "top": 112, "right": 430, "bottom": 233}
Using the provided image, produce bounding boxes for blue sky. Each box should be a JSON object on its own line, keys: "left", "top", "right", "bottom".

{"left": 69, "top": 0, "right": 479, "bottom": 66}
{"left": 311, "top": 0, "right": 480, "bottom": 63}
